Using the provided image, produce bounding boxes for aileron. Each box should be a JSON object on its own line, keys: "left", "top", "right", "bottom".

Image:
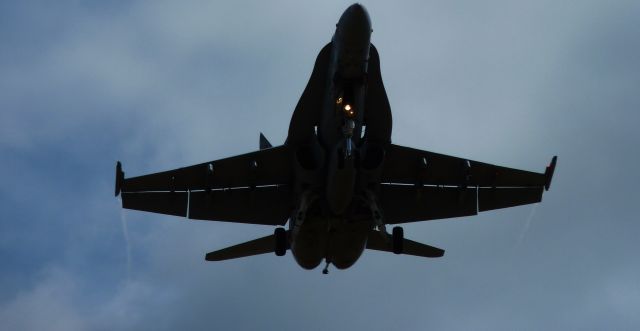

{"left": 478, "top": 186, "right": 543, "bottom": 212}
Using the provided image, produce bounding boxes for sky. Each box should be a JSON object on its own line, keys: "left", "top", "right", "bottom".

{"left": 1, "top": 0, "right": 639, "bottom": 330}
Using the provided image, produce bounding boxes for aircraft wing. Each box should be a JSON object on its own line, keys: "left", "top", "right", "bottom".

{"left": 115, "top": 145, "right": 293, "bottom": 226}
{"left": 380, "top": 144, "right": 556, "bottom": 224}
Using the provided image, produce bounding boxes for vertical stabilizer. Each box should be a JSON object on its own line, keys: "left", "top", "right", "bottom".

{"left": 260, "top": 132, "right": 273, "bottom": 150}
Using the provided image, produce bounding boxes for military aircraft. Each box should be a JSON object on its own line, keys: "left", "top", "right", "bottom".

{"left": 115, "top": 4, "right": 557, "bottom": 274}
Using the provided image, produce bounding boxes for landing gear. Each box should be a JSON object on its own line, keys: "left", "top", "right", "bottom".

{"left": 363, "top": 190, "right": 389, "bottom": 237}
{"left": 274, "top": 227, "right": 287, "bottom": 256}
{"left": 322, "top": 260, "right": 330, "bottom": 275}
{"left": 362, "top": 190, "right": 402, "bottom": 254}
{"left": 293, "top": 190, "right": 317, "bottom": 228}
{"left": 392, "top": 226, "right": 404, "bottom": 254}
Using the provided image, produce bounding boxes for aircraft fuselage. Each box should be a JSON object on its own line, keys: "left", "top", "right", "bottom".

{"left": 287, "top": 4, "right": 388, "bottom": 271}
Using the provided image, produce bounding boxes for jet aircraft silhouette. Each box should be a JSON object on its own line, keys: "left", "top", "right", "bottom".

{"left": 115, "top": 4, "right": 557, "bottom": 274}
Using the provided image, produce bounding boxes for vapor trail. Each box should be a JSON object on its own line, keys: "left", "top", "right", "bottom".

{"left": 118, "top": 198, "right": 132, "bottom": 280}
{"left": 515, "top": 204, "right": 538, "bottom": 248}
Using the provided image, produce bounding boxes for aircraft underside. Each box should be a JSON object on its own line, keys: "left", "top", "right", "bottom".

{"left": 291, "top": 213, "right": 371, "bottom": 271}
{"left": 114, "top": 3, "right": 557, "bottom": 274}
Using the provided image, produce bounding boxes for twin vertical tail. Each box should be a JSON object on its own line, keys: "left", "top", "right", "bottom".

{"left": 260, "top": 132, "right": 273, "bottom": 150}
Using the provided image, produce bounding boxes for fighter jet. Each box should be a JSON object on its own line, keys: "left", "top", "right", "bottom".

{"left": 115, "top": 4, "right": 557, "bottom": 274}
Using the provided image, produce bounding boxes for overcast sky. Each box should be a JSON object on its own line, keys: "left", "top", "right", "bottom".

{"left": 1, "top": 1, "right": 639, "bottom": 330}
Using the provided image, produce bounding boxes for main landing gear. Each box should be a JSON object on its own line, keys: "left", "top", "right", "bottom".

{"left": 361, "top": 189, "right": 405, "bottom": 254}
{"left": 277, "top": 191, "right": 315, "bottom": 258}
{"left": 363, "top": 190, "right": 388, "bottom": 235}
{"left": 293, "top": 190, "right": 317, "bottom": 228}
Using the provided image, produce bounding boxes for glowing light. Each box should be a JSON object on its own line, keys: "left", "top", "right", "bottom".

{"left": 336, "top": 97, "right": 343, "bottom": 104}
{"left": 343, "top": 103, "right": 356, "bottom": 118}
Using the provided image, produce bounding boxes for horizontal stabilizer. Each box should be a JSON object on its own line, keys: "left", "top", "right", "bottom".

{"left": 366, "top": 230, "right": 444, "bottom": 258}
{"left": 205, "top": 232, "right": 289, "bottom": 261}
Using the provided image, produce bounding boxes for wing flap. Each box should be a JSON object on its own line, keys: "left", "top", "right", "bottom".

{"left": 189, "top": 186, "right": 291, "bottom": 225}
{"left": 121, "top": 192, "right": 188, "bottom": 217}
{"left": 379, "top": 185, "right": 477, "bottom": 224}
{"left": 379, "top": 184, "right": 545, "bottom": 224}
{"left": 122, "top": 145, "right": 291, "bottom": 193}
{"left": 478, "top": 187, "right": 543, "bottom": 212}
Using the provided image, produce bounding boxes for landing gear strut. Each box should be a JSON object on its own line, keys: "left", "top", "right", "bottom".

{"left": 293, "top": 190, "right": 317, "bottom": 228}
{"left": 363, "top": 190, "right": 389, "bottom": 238}
{"left": 322, "top": 260, "right": 330, "bottom": 275}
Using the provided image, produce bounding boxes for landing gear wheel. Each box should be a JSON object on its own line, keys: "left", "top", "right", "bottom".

{"left": 274, "top": 227, "right": 287, "bottom": 256}
{"left": 392, "top": 226, "right": 404, "bottom": 254}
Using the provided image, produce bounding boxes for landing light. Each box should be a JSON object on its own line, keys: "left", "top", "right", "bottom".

{"left": 343, "top": 104, "right": 356, "bottom": 118}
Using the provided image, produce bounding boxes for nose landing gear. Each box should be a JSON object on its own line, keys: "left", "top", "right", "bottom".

{"left": 322, "top": 260, "right": 331, "bottom": 275}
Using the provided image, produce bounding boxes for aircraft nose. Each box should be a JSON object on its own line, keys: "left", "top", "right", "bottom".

{"left": 335, "top": 3, "right": 372, "bottom": 78}
{"left": 338, "top": 3, "right": 371, "bottom": 34}
{"left": 346, "top": 3, "right": 367, "bottom": 17}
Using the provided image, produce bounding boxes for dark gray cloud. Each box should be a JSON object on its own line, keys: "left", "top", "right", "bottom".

{"left": 1, "top": 0, "right": 639, "bottom": 330}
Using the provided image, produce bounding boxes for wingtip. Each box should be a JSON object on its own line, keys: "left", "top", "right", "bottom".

{"left": 205, "top": 251, "right": 225, "bottom": 261}
{"left": 544, "top": 156, "right": 557, "bottom": 191}
{"left": 115, "top": 161, "right": 124, "bottom": 197}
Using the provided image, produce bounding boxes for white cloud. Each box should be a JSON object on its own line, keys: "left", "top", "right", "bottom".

{"left": 0, "top": 268, "right": 86, "bottom": 331}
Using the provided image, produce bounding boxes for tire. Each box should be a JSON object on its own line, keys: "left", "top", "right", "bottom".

{"left": 392, "top": 226, "right": 404, "bottom": 254}
{"left": 274, "top": 227, "right": 287, "bottom": 256}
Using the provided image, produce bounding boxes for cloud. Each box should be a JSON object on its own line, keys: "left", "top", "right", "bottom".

{"left": 0, "top": 268, "right": 86, "bottom": 331}
{"left": 1, "top": 0, "right": 639, "bottom": 330}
